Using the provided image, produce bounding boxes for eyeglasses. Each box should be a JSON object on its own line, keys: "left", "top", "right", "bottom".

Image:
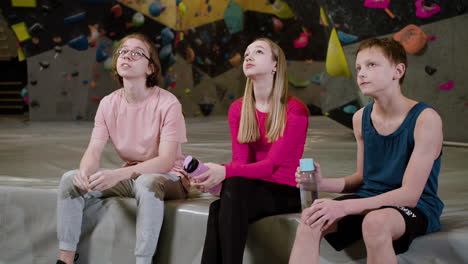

{"left": 115, "top": 49, "right": 154, "bottom": 64}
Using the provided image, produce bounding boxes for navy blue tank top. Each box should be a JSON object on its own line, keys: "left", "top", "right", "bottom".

{"left": 355, "top": 102, "right": 444, "bottom": 233}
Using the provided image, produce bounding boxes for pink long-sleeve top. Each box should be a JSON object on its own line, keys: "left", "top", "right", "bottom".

{"left": 224, "top": 96, "right": 309, "bottom": 187}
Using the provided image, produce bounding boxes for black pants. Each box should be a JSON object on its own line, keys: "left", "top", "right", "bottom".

{"left": 201, "top": 177, "right": 301, "bottom": 264}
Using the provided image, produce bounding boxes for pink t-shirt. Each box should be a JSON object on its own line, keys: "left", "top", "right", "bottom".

{"left": 224, "top": 96, "right": 309, "bottom": 187}
{"left": 91, "top": 87, "right": 187, "bottom": 176}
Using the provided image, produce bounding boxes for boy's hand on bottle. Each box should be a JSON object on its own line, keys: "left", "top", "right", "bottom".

{"left": 295, "top": 161, "right": 323, "bottom": 189}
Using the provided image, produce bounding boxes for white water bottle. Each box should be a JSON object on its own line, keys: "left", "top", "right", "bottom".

{"left": 299, "top": 158, "right": 318, "bottom": 210}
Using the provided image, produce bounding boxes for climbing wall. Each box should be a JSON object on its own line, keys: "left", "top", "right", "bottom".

{"left": 2, "top": 0, "right": 467, "bottom": 143}
{"left": 27, "top": 36, "right": 115, "bottom": 121}
{"left": 116, "top": 0, "right": 279, "bottom": 31}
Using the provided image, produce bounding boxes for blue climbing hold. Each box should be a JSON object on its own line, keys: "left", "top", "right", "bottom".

{"left": 343, "top": 105, "right": 358, "bottom": 114}
{"left": 149, "top": 2, "right": 166, "bottom": 17}
{"left": 161, "top": 27, "right": 174, "bottom": 46}
{"left": 309, "top": 72, "right": 323, "bottom": 84}
{"left": 68, "top": 35, "right": 88, "bottom": 51}
{"left": 337, "top": 31, "right": 358, "bottom": 44}
{"left": 159, "top": 45, "right": 172, "bottom": 60}
{"left": 96, "top": 44, "right": 108, "bottom": 62}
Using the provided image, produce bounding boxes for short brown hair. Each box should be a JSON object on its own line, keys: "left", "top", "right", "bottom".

{"left": 112, "top": 33, "right": 161, "bottom": 88}
{"left": 355, "top": 38, "right": 407, "bottom": 84}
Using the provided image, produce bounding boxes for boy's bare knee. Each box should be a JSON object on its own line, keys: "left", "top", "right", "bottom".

{"left": 295, "top": 221, "right": 322, "bottom": 243}
{"left": 363, "top": 211, "right": 387, "bottom": 233}
{"left": 362, "top": 210, "right": 394, "bottom": 247}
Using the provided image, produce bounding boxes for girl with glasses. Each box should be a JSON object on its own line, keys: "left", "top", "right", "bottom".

{"left": 56, "top": 33, "right": 188, "bottom": 264}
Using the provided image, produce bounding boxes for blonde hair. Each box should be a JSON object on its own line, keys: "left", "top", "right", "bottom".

{"left": 238, "top": 38, "right": 288, "bottom": 144}
{"left": 111, "top": 33, "right": 161, "bottom": 88}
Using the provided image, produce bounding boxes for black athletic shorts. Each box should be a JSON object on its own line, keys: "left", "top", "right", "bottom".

{"left": 324, "top": 194, "right": 428, "bottom": 254}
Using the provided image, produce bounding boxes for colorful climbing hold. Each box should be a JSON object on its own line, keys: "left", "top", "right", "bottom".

{"left": 185, "top": 47, "right": 195, "bottom": 64}
{"left": 32, "top": 37, "right": 40, "bottom": 45}
{"left": 294, "top": 33, "right": 309, "bottom": 48}
{"left": 309, "top": 72, "right": 323, "bottom": 84}
{"left": 415, "top": 0, "right": 441, "bottom": 18}
{"left": 178, "top": 1, "right": 187, "bottom": 17}
{"left": 393, "top": 24, "right": 427, "bottom": 54}
{"left": 21, "top": 87, "right": 28, "bottom": 97}
{"left": 159, "top": 45, "right": 173, "bottom": 60}
{"left": 39, "top": 61, "right": 50, "bottom": 70}
{"left": 272, "top": 17, "right": 284, "bottom": 32}
{"left": 103, "top": 58, "right": 113, "bottom": 70}
{"left": 149, "top": 1, "right": 166, "bottom": 17}
{"left": 68, "top": 35, "right": 89, "bottom": 51}
{"left": 110, "top": 4, "right": 123, "bottom": 18}
{"left": 337, "top": 31, "right": 358, "bottom": 44}
{"left": 53, "top": 36, "right": 62, "bottom": 44}
{"left": 343, "top": 105, "right": 358, "bottom": 114}
{"left": 96, "top": 44, "right": 108, "bottom": 62}
{"left": 132, "top": 12, "right": 145, "bottom": 27}
{"left": 288, "top": 75, "right": 310, "bottom": 88}
{"left": 425, "top": 65, "right": 437, "bottom": 76}
{"left": 224, "top": 1, "right": 244, "bottom": 34}
{"left": 326, "top": 28, "right": 351, "bottom": 77}
{"left": 167, "top": 54, "right": 176, "bottom": 66}
{"left": 88, "top": 24, "right": 99, "bottom": 44}
{"left": 363, "top": 0, "right": 390, "bottom": 9}
{"left": 161, "top": 27, "right": 174, "bottom": 46}
{"left": 439, "top": 80, "right": 454, "bottom": 91}
{"left": 272, "top": 0, "right": 295, "bottom": 19}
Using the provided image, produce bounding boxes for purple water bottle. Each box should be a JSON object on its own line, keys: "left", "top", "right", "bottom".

{"left": 183, "top": 156, "right": 222, "bottom": 195}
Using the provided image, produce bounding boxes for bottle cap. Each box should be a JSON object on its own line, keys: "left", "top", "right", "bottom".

{"left": 300, "top": 158, "right": 315, "bottom": 171}
{"left": 183, "top": 156, "right": 193, "bottom": 170}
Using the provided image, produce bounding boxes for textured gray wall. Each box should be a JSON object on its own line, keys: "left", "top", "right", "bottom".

{"left": 286, "top": 60, "right": 324, "bottom": 109}
{"left": 168, "top": 59, "right": 325, "bottom": 116}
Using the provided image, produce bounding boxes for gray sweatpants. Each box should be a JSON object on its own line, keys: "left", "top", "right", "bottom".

{"left": 57, "top": 169, "right": 187, "bottom": 264}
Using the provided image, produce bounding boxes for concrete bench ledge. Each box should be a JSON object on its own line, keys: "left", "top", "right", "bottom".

{"left": 1, "top": 186, "right": 467, "bottom": 264}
